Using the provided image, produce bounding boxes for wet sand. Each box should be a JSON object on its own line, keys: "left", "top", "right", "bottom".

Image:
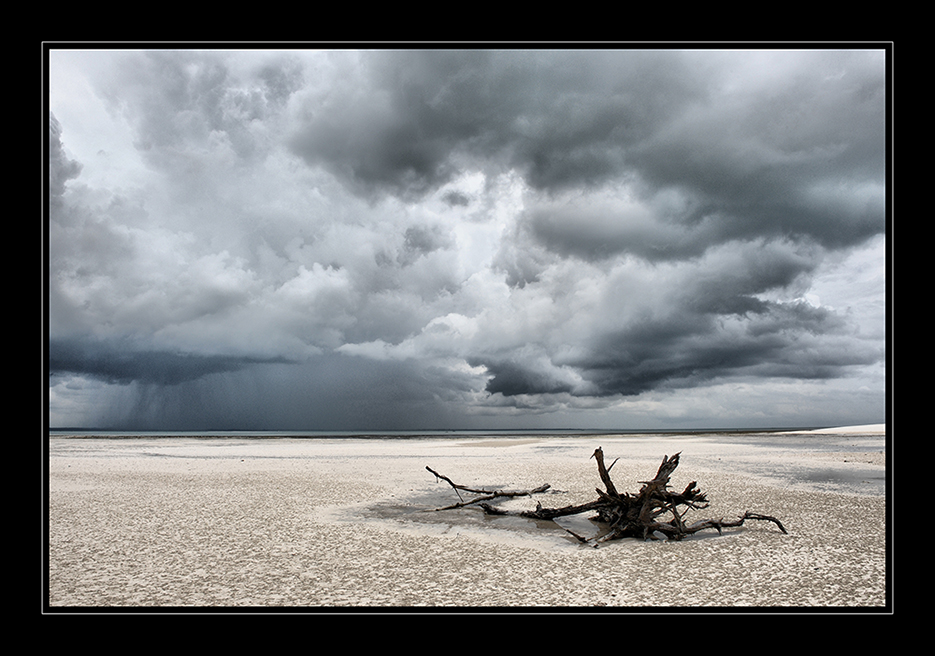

{"left": 47, "top": 428, "right": 887, "bottom": 609}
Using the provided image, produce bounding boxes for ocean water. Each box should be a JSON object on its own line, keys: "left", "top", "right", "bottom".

{"left": 48, "top": 426, "right": 839, "bottom": 439}
{"left": 50, "top": 428, "right": 620, "bottom": 439}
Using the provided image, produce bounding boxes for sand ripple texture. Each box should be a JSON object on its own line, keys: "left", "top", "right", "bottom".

{"left": 47, "top": 434, "right": 887, "bottom": 609}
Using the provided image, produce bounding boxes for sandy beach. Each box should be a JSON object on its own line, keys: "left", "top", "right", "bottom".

{"left": 46, "top": 427, "right": 887, "bottom": 609}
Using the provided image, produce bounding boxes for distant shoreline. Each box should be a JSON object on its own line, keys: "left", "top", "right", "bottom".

{"left": 47, "top": 423, "right": 887, "bottom": 439}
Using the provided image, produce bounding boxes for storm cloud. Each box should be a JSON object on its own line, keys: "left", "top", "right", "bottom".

{"left": 47, "top": 47, "right": 888, "bottom": 430}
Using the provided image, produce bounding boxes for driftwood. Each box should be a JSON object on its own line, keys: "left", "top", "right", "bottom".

{"left": 426, "top": 448, "right": 786, "bottom": 546}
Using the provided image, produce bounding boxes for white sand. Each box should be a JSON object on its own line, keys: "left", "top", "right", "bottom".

{"left": 47, "top": 428, "right": 887, "bottom": 609}
{"left": 779, "top": 423, "right": 886, "bottom": 435}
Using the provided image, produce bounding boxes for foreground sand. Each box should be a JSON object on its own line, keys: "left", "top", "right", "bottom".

{"left": 47, "top": 428, "right": 887, "bottom": 609}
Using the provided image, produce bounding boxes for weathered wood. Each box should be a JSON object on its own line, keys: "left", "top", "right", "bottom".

{"left": 591, "top": 447, "right": 620, "bottom": 498}
{"left": 426, "top": 465, "right": 550, "bottom": 510}
{"left": 425, "top": 466, "right": 499, "bottom": 501}
{"left": 427, "top": 449, "right": 787, "bottom": 546}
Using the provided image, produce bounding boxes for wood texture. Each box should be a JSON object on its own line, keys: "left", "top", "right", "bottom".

{"left": 427, "top": 449, "right": 787, "bottom": 546}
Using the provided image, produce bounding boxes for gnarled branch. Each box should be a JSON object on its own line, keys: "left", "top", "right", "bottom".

{"left": 426, "top": 450, "right": 787, "bottom": 546}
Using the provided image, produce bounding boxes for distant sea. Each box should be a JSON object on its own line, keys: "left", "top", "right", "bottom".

{"left": 48, "top": 426, "right": 830, "bottom": 439}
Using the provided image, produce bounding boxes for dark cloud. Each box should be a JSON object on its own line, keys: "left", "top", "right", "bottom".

{"left": 575, "top": 300, "right": 880, "bottom": 397}
{"left": 288, "top": 50, "right": 884, "bottom": 254}
{"left": 524, "top": 196, "right": 712, "bottom": 262}
{"left": 625, "top": 52, "right": 885, "bottom": 251}
{"left": 49, "top": 338, "right": 291, "bottom": 386}
{"left": 472, "top": 358, "right": 576, "bottom": 397}
{"left": 48, "top": 48, "right": 888, "bottom": 430}
{"left": 287, "top": 50, "right": 712, "bottom": 200}
{"left": 62, "top": 354, "right": 473, "bottom": 432}
{"left": 471, "top": 296, "right": 881, "bottom": 400}
{"left": 442, "top": 190, "right": 470, "bottom": 207}
{"left": 679, "top": 239, "right": 821, "bottom": 315}
{"left": 472, "top": 233, "right": 878, "bottom": 403}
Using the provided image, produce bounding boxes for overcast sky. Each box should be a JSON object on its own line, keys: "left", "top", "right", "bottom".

{"left": 46, "top": 47, "right": 888, "bottom": 431}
